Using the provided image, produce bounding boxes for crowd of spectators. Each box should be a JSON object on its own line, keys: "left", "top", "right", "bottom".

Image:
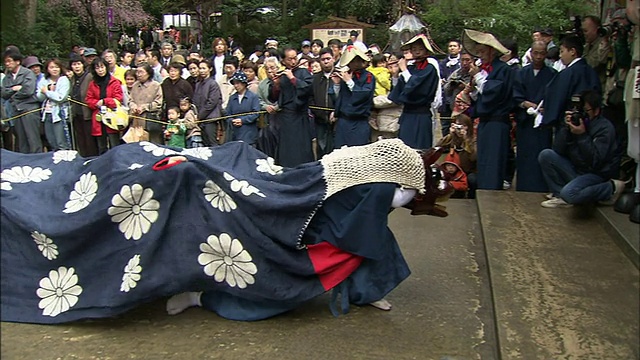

{"left": 1, "top": 12, "right": 639, "bottom": 220}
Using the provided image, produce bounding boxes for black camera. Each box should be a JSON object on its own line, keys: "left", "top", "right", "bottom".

{"left": 598, "top": 21, "right": 629, "bottom": 37}
{"left": 569, "top": 94, "right": 586, "bottom": 126}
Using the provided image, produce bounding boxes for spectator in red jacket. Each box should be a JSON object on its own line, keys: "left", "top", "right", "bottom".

{"left": 85, "top": 57, "right": 124, "bottom": 154}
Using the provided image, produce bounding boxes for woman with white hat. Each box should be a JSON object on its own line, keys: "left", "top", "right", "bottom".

{"left": 461, "top": 29, "right": 515, "bottom": 190}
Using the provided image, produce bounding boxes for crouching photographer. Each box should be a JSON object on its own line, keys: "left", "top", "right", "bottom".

{"left": 538, "top": 90, "right": 626, "bottom": 208}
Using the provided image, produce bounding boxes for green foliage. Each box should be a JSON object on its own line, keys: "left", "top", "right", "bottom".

{"left": 420, "top": 0, "right": 597, "bottom": 56}
{"left": 1, "top": 0, "right": 84, "bottom": 60}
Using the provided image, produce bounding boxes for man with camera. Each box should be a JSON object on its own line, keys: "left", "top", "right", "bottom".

{"left": 538, "top": 90, "right": 624, "bottom": 208}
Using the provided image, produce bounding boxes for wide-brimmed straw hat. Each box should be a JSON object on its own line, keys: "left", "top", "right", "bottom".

{"left": 338, "top": 45, "right": 370, "bottom": 68}
{"left": 461, "top": 29, "right": 509, "bottom": 57}
{"left": 400, "top": 34, "right": 435, "bottom": 53}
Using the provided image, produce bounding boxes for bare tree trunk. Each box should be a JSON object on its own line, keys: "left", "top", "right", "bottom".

{"left": 20, "top": 0, "right": 38, "bottom": 28}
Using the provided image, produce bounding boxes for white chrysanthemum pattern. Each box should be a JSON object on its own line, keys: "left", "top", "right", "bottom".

{"left": 107, "top": 184, "right": 160, "bottom": 240}
{"left": 203, "top": 180, "right": 236, "bottom": 212}
{"left": 1, "top": 182, "right": 11, "bottom": 191}
{"left": 223, "top": 172, "right": 265, "bottom": 198}
{"left": 52, "top": 150, "right": 78, "bottom": 164}
{"left": 31, "top": 231, "right": 58, "bottom": 260}
{"left": 120, "top": 254, "right": 142, "bottom": 292}
{"left": 181, "top": 147, "right": 213, "bottom": 160}
{"left": 1, "top": 166, "right": 52, "bottom": 183}
{"left": 198, "top": 233, "right": 257, "bottom": 289}
{"left": 63, "top": 172, "right": 98, "bottom": 213}
{"left": 139, "top": 141, "right": 180, "bottom": 157}
{"left": 36, "top": 266, "right": 83, "bottom": 317}
{"left": 128, "top": 163, "right": 144, "bottom": 170}
{"left": 255, "top": 157, "right": 283, "bottom": 175}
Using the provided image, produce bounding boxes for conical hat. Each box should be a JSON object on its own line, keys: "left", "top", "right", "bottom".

{"left": 400, "top": 34, "right": 435, "bottom": 53}
{"left": 461, "top": 29, "right": 509, "bottom": 57}
{"left": 338, "top": 45, "right": 370, "bottom": 68}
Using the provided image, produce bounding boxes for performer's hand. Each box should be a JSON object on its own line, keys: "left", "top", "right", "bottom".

{"left": 266, "top": 105, "right": 277, "bottom": 114}
{"left": 11, "top": 85, "right": 22, "bottom": 91}
{"left": 330, "top": 72, "right": 341, "bottom": 84}
{"left": 96, "top": 99, "right": 104, "bottom": 107}
{"left": 340, "top": 71, "right": 352, "bottom": 83}
{"left": 398, "top": 58, "right": 408, "bottom": 72}
{"left": 232, "top": 118, "right": 242, "bottom": 127}
{"left": 468, "top": 62, "right": 479, "bottom": 77}
{"left": 284, "top": 69, "right": 295, "bottom": 80}
{"left": 329, "top": 111, "right": 336, "bottom": 123}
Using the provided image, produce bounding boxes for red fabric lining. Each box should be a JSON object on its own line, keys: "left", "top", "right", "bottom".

{"left": 152, "top": 157, "right": 186, "bottom": 171}
{"left": 307, "top": 242, "right": 363, "bottom": 291}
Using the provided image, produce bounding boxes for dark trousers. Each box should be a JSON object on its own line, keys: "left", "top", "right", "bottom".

{"left": 14, "top": 110, "right": 42, "bottom": 153}
{"left": 72, "top": 112, "right": 98, "bottom": 157}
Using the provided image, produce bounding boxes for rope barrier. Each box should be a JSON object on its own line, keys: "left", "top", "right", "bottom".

{"left": 67, "top": 98, "right": 272, "bottom": 126}
{"left": 0, "top": 107, "right": 45, "bottom": 123}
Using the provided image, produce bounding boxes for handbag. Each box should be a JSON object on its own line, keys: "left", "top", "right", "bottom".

{"left": 121, "top": 125, "right": 149, "bottom": 143}
{"left": 97, "top": 99, "right": 129, "bottom": 131}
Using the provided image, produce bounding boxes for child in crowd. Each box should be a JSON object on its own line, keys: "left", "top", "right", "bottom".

{"left": 436, "top": 114, "right": 477, "bottom": 198}
{"left": 442, "top": 161, "right": 468, "bottom": 197}
{"left": 179, "top": 97, "right": 203, "bottom": 148}
{"left": 164, "top": 106, "right": 186, "bottom": 148}
{"left": 367, "top": 54, "right": 391, "bottom": 96}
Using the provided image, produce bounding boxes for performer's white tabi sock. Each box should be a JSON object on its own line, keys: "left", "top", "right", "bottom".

{"left": 166, "top": 291, "right": 202, "bottom": 315}
{"left": 369, "top": 298, "right": 392, "bottom": 311}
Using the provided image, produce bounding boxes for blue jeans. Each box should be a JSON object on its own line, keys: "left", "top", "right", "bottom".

{"left": 43, "top": 113, "right": 70, "bottom": 151}
{"left": 538, "top": 149, "right": 614, "bottom": 204}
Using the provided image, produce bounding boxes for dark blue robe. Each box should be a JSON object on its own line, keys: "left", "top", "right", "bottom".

{"left": 472, "top": 58, "right": 515, "bottom": 190}
{"left": 272, "top": 67, "right": 314, "bottom": 167}
{"left": 201, "top": 183, "right": 410, "bottom": 320}
{"left": 388, "top": 59, "right": 439, "bottom": 149}
{"left": 541, "top": 59, "right": 601, "bottom": 127}
{"left": 513, "top": 65, "right": 556, "bottom": 192}
{"left": 0, "top": 143, "right": 411, "bottom": 324}
{"left": 331, "top": 69, "right": 375, "bottom": 148}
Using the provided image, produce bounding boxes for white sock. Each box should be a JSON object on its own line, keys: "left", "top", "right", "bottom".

{"left": 369, "top": 298, "right": 392, "bottom": 311}
{"left": 166, "top": 291, "right": 202, "bottom": 315}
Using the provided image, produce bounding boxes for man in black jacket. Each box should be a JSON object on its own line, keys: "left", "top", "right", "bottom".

{"left": 538, "top": 90, "right": 625, "bottom": 208}
{"left": 309, "top": 48, "right": 335, "bottom": 159}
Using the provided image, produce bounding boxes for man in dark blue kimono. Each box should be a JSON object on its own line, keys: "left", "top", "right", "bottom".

{"left": 541, "top": 35, "right": 601, "bottom": 129}
{"left": 513, "top": 41, "right": 557, "bottom": 192}
{"left": 330, "top": 45, "right": 376, "bottom": 148}
{"left": 270, "top": 48, "right": 314, "bottom": 167}
{"left": 388, "top": 34, "right": 440, "bottom": 149}
{"left": 462, "top": 29, "right": 515, "bottom": 190}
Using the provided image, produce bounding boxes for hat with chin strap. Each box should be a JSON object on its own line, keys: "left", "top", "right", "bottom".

{"left": 461, "top": 29, "right": 509, "bottom": 57}
{"left": 338, "top": 45, "right": 370, "bottom": 68}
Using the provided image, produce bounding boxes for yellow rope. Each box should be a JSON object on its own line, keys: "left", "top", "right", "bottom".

{"left": 67, "top": 98, "right": 276, "bottom": 126}
{"left": 1, "top": 107, "right": 44, "bottom": 123}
